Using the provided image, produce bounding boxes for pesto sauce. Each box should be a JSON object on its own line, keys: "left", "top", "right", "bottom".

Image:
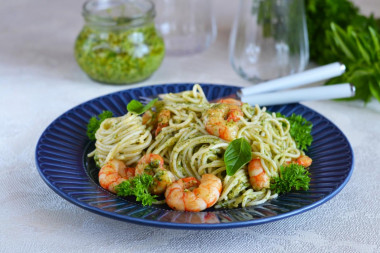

{"left": 75, "top": 24, "right": 165, "bottom": 84}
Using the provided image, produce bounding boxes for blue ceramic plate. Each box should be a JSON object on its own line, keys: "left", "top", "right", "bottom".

{"left": 35, "top": 83, "right": 354, "bottom": 229}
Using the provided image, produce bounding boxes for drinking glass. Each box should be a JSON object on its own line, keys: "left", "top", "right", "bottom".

{"left": 229, "top": 0, "right": 309, "bottom": 83}
{"left": 153, "top": 0, "right": 217, "bottom": 56}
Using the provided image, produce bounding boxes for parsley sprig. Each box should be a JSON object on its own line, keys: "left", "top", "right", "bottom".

{"left": 270, "top": 164, "right": 311, "bottom": 194}
{"left": 277, "top": 113, "right": 313, "bottom": 151}
{"left": 86, "top": 111, "right": 113, "bottom": 141}
{"left": 115, "top": 174, "right": 157, "bottom": 206}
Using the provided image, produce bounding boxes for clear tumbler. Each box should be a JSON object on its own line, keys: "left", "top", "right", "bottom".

{"left": 229, "top": 0, "right": 309, "bottom": 83}
{"left": 153, "top": 0, "right": 217, "bottom": 56}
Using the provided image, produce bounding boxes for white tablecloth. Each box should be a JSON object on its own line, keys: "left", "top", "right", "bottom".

{"left": 1, "top": 0, "right": 379, "bottom": 252}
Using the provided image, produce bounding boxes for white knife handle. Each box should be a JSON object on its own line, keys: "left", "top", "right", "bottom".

{"left": 239, "top": 62, "right": 346, "bottom": 97}
{"left": 241, "top": 83, "right": 355, "bottom": 106}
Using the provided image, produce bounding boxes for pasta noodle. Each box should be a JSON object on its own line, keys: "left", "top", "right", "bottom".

{"left": 88, "top": 112, "right": 152, "bottom": 167}
{"left": 89, "top": 84, "right": 305, "bottom": 208}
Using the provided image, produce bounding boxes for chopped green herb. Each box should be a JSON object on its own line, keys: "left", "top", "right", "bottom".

{"left": 74, "top": 24, "right": 165, "bottom": 84}
{"left": 277, "top": 112, "right": 313, "bottom": 151}
{"left": 115, "top": 174, "right": 157, "bottom": 206}
{"left": 270, "top": 163, "right": 311, "bottom": 194}
{"left": 224, "top": 138, "right": 252, "bottom": 176}
{"left": 86, "top": 111, "right": 113, "bottom": 141}
{"left": 127, "top": 98, "right": 158, "bottom": 115}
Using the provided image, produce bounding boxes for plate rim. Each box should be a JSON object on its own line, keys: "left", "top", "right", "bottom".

{"left": 35, "top": 83, "right": 354, "bottom": 229}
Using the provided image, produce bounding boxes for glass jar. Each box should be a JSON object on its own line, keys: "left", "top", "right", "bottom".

{"left": 229, "top": 0, "right": 309, "bottom": 83}
{"left": 153, "top": 0, "right": 217, "bottom": 56}
{"left": 75, "top": 0, "right": 165, "bottom": 84}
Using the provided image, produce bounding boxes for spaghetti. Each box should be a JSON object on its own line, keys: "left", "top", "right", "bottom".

{"left": 89, "top": 84, "right": 307, "bottom": 209}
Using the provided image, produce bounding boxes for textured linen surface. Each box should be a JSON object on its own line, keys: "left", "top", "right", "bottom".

{"left": 1, "top": 0, "right": 380, "bottom": 252}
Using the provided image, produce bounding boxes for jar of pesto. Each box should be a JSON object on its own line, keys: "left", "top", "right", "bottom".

{"left": 75, "top": 0, "right": 165, "bottom": 84}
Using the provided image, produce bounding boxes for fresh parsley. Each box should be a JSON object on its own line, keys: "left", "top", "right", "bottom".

{"left": 127, "top": 98, "right": 158, "bottom": 115}
{"left": 86, "top": 110, "right": 113, "bottom": 141}
{"left": 224, "top": 138, "right": 252, "bottom": 176}
{"left": 115, "top": 174, "right": 157, "bottom": 206}
{"left": 270, "top": 163, "right": 311, "bottom": 194}
{"left": 277, "top": 113, "right": 313, "bottom": 151}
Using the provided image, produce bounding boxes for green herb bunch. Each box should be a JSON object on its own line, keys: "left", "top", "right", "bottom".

{"left": 305, "top": 0, "right": 380, "bottom": 103}
{"left": 326, "top": 24, "right": 380, "bottom": 102}
{"left": 305, "top": 0, "right": 380, "bottom": 64}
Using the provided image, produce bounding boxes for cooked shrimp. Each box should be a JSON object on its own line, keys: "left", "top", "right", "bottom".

{"left": 142, "top": 109, "right": 171, "bottom": 136}
{"left": 135, "top": 154, "right": 175, "bottom": 195}
{"left": 216, "top": 98, "right": 243, "bottom": 106}
{"left": 155, "top": 109, "right": 171, "bottom": 136}
{"left": 165, "top": 174, "right": 222, "bottom": 212}
{"left": 203, "top": 101, "right": 243, "bottom": 141}
{"left": 142, "top": 109, "right": 156, "bottom": 126}
{"left": 98, "top": 159, "right": 135, "bottom": 193}
{"left": 296, "top": 155, "right": 312, "bottom": 167}
{"left": 160, "top": 211, "right": 219, "bottom": 223}
{"left": 248, "top": 158, "right": 270, "bottom": 191}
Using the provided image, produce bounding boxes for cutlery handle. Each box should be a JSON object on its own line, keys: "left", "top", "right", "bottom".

{"left": 240, "top": 62, "right": 346, "bottom": 97}
{"left": 241, "top": 83, "right": 355, "bottom": 106}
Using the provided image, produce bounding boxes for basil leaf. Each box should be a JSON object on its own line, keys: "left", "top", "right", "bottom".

{"left": 224, "top": 138, "right": 252, "bottom": 176}
{"left": 127, "top": 98, "right": 158, "bottom": 115}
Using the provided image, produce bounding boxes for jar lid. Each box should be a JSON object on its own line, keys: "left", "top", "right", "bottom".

{"left": 83, "top": 0, "right": 155, "bottom": 28}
